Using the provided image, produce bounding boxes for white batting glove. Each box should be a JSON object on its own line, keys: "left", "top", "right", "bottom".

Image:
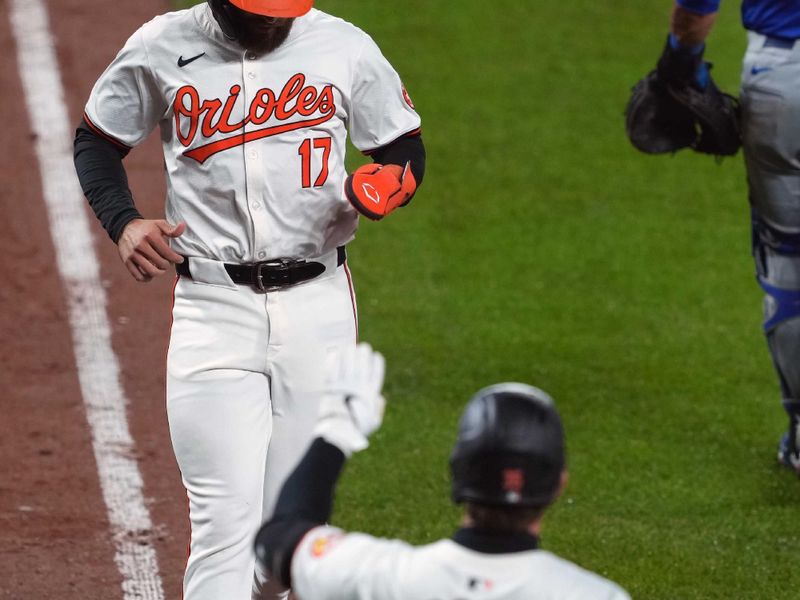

{"left": 313, "top": 343, "right": 386, "bottom": 457}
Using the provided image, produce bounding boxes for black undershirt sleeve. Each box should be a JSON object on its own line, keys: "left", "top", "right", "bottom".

{"left": 254, "top": 438, "right": 347, "bottom": 588}
{"left": 73, "top": 119, "right": 142, "bottom": 243}
{"left": 369, "top": 132, "right": 426, "bottom": 188}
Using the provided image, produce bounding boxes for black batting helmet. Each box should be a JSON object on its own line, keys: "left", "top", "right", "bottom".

{"left": 450, "top": 383, "right": 566, "bottom": 508}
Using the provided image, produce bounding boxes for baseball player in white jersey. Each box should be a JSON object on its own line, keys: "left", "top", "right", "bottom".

{"left": 73, "top": 1, "right": 425, "bottom": 599}
{"left": 255, "top": 345, "right": 631, "bottom": 600}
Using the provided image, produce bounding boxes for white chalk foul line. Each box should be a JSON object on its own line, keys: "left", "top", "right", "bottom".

{"left": 9, "top": 1, "right": 165, "bottom": 598}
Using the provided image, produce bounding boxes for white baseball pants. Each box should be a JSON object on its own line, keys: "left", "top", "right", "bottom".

{"left": 166, "top": 263, "right": 357, "bottom": 600}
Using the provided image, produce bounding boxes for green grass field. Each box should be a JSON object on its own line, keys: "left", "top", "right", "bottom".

{"left": 177, "top": 2, "right": 799, "bottom": 597}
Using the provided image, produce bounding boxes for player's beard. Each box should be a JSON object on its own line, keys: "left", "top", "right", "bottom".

{"left": 227, "top": 6, "right": 295, "bottom": 56}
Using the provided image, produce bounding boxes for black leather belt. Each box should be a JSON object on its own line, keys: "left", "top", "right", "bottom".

{"left": 176, "top": 246, "right": 346, "bottom": 292}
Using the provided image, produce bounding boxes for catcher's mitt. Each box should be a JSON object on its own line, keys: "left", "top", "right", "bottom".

{"left": 625, "top": 42, "right": 741, "bottom": 157}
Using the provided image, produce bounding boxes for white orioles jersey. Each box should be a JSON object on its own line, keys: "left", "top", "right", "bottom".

{"left": 84, "top": 4, "right": 421, "bottom": 263}
{"left": 292, "top": 526, "right": 631, "bottom": 600}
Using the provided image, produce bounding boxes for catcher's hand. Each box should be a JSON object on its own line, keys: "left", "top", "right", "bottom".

{"left": 345, "top": 162, "right": 417, "bottom": 220}
{"left": 625, "top": 36, "right": 741, "bottom": 157}
{"left": 312, "top": 343, "right": 386, "bottom": 457}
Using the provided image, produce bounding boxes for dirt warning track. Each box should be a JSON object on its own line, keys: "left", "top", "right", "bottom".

{"left": 2, "top": 1, "right": 187, "bottom": 598}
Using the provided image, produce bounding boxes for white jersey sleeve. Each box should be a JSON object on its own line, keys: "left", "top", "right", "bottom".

{"left": 84, "top": 25, "right": 167, "bottom": 147}
{"left": 291, "top": 526, "right": 412, "bottom": 600}
{"left": 348, "top": 34, "right": 421, "bottom": 152}
{"left": 291, "top": 526, "right": 631, "bottom": 600}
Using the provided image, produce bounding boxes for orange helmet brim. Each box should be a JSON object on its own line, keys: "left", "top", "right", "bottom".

{"left": 228, "top": 0, "right": 313, "bottom": 17}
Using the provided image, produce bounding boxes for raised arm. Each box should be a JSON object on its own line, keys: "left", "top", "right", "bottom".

{"left": 254, "top": 344, "right": 386, "bottom": 588}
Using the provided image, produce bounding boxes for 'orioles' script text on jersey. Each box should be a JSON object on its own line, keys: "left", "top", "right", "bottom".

{"left": 174, "top": 74, "right": 336, "bottom": 163}
{"left": 85, "top": 4, "right": 420, "bottom": 263}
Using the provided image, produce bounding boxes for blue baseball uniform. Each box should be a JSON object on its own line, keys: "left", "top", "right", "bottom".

{"left": 679, "top": 0, "right": 800, "bottom": 37}
{"left": 678, "top": 0, "right": 800, "bottom": 468}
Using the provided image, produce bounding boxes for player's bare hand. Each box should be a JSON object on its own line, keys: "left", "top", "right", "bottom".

{"left": 117, "top": 219, "right": 186, "bottom": 282}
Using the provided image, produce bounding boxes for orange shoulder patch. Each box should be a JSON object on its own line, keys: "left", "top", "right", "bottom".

{"left": 310, "top": 532, "right": 344, "bottom": 558}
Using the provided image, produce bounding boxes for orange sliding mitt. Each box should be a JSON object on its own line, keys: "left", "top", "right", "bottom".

{"left": 345, "top": 162, "right": 417, "bottom": 221}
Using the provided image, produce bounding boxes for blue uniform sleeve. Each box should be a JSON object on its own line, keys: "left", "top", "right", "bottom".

{"left": 676, "top": 0, "right": 721, "bottom": 15}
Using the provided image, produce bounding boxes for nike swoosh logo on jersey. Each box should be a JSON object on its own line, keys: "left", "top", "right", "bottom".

{"left": 751, "top": 66, "right": 772, "bottom": 75}
{"left": 178, "top": 53, "right": 206, "bottom": 68}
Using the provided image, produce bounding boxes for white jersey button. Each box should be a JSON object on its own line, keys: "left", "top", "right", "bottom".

{"left": 246, "top": 52, "right": 256, "bottom": 60}
{"left": 247, "top": 72, "right": 256, "bottom": 79}
{"left": 249, "top": 150, "right": 258, "bottom": 159}
{"left": 257, "top": 251, "right": 267, "bottom": 259}
{"left": 251, "top": 202, "right": 261, "bottom": 210}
